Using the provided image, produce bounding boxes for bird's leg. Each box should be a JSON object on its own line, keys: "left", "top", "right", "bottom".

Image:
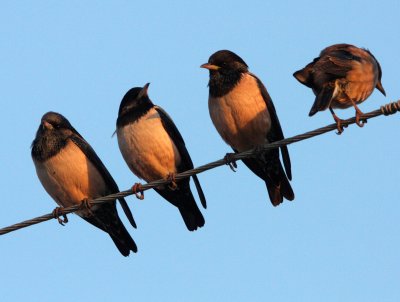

{"left": 350, "top": 100, "right": 367, "bottom": 127}
{"left": 224, "top": 152, "right": 237, "bottom": 172}
{"left": 131, "top": 182, "right": 145, "bottom": 200}
{"left": 166, "top": 172, "right": 178, "bottom": 190}
{"left": 329, "top": 107, "right": 347, "bottom": 135}
{"left": 52, "top": 207, "right": 68, "bottom": 226}
{"left": 79, "top": 198, "right": 94, "bottom": 217}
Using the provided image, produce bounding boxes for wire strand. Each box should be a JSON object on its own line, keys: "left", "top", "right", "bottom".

{"left": 1, "top": 100, "right": 399, "bottom": 236}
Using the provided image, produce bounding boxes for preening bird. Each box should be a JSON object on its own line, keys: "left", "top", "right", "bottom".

{"left": 201, "top": 50, "right": 294, "bottom": 206}
{"left": 293, "top": 43, "right": 386, "bottom": 133}
{"left": 116, "top": 83, "right": 206, "bottom": 231}
{"left": 31, "top": 112, "right": 137, "bottom": 256}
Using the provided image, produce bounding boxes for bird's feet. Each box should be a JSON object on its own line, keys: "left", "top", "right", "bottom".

{"left": 333, "top": 115, "right": 346, "bottom": 135}
{"left": 166, "top": 173, "right": 178, "bottom": 190}
{"left": 329, "top": 108, "right": 347, "bottom": 135}
{"left": 52, "top": 207, "right": 68, "bottom": 226}
{"left": 355, "top": 108, "right": 367, "bottom": 128}
{"left": 224, "top": 152, "right": 237, "bottom": 172}
{"left": 79, "top": 198, "right": 94, "bottom": 217}
{"left": 132, "top": 182, "right": 145, "bottom": 200}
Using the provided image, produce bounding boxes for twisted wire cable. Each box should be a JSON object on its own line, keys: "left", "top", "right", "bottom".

{"left": 1, "top": 100, "right": 399, "bottom": 236}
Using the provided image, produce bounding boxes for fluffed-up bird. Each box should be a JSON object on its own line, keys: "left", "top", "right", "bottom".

{"left": 116, "top": 83, "right": 206, "bottom": 231}
{"left": 201, "top": 50, "right": 294, "bottom": 206}
{"left": 293, "top": 43, "right": 386, "bottom": 133}
{"left": 32, "top": 112, "right": 137, "bottom": 256}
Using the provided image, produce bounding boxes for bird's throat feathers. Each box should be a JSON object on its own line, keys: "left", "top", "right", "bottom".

{"left": 31, "top": 129, "right": 68, "bottom": 162}
{"left": 117, "top": 100, "right": 154, "bottom": 128}
{"left": 209, "top": 70, "right": 243, "bottom": 98}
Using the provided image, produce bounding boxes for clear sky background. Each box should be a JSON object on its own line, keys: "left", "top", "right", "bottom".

{"left": 1, "top": 1, "right": 399, "bottom": 301}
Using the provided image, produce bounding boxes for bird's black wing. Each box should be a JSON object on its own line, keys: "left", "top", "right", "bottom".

{"left": 308, "top": 48, "right": 360, "bottom": 115}
{"left": 251, "top": 73, "right": 292, "bottom": 180}
{"left": 316, "top": 44, "right": 361, "bottom": 81}
{"left": 69, "top": 134, "right": 137, "bottom": 228}
{"left": 154, "top": 105, "right": 207, "bottom": 209}
{"left": 320, "top": 49, "right": 359, "bottom": 78}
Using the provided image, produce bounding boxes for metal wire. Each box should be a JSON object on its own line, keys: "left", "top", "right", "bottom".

{"left": 1, "top": 100, "right": 399, "bottom": 236}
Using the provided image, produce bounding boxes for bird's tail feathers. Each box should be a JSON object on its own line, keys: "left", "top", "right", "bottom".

{"left": 118, "top": 197, "right": 137, "bottom": 229}
{"left": 192, "top": 174, "right": 207, "bottom": 209}
{"left": 309, "top": 85, "right": 334, "bottom": 116}
{"left": 177, "top": 191, "right": 205, "bottom": 231}
{"left": 266, "top": 161, "right": 295, "bottom": 207}
{"left": 84, "top": 208, "right": 138, "bottom": 256}
{"left": 108, "top": 222, "right": 138, "bottom": 256}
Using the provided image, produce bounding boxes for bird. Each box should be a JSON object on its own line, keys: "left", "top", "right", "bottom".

{"left": 31, "top": 112, "right": 137, "bottom": 256}
{"left": 201, "top": 50, "right": 294, "bottom": 206}
{"left": 293, "top": 43, "right": 386, "bottom": 133}
{"left": 116, "top": 83, "right": 206, "bottom": 231}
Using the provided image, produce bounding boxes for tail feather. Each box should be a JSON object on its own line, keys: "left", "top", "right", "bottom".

{"left": 192, "top": 174, "right": 207, "bottom": 209}
{"left": 109, "top": 224, "right": 138, "bottom": 256}
{"left": 155, "top": 183, "right": 205, "bottom": 231}
{"left": 266, "top": 182, "right": 283, "bottom": 206}
{"left": 309, "top": 85, "right": 334, "bottom": 116}
{"left": 265, "top": 163, "right": 295, "bottom": 207}
{"left": 242, "top": 156, "right": 294, "bottom": 206}
{"left": 118, "top": 197, "right": 137, "bottom": 228}
{"left": 82, "top": 203, "right": 138, "bottom": 257}
{"left": 177, "top": 195, "right": 205, "bottom": 231}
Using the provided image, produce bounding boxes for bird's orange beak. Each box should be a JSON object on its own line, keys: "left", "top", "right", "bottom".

{"left": 200, "top": 63, "right": 220, "bottom": 71}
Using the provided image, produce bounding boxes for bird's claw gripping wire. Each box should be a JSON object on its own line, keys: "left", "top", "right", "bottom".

{"left": 355, "top": 109, "right": 367, "bottom": 128}
{"left": 334, "top": 116, "right": 345, "bottom": 135}
{"left": 132, "top": 183, "right": 145, "bottom": 200}
{"left": 2, "top": 100, "right": 400, "bottom": 237}
{"left": 351, "top": 100, "right": 367, "bottom": 128}
{"left": 166, "top": 173, "right": 178, "bottom": 190}
{"left": 79, "top": 198, "right": 94, "bottom": 217}
{"left": 52, "top": 207, "right": 68, "bottom": 226}
{"left": 224, "top": 153, "right": 237, "bottom": 172}
{"left": 329, "top": 108, "right": 347, "bottom": 135}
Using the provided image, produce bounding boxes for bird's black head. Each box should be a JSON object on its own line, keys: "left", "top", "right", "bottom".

{"left": 202, "top": 50, "right": 249, "bottom": 73}
{"left": 41, "top": 112, "right": 74, "bottom": 131}
{"left": 31, "top": 112, "right": 78, "bottom": 161}
{"left": 116, "top": 83, "right": 154, "bottom": 128}
{"left": 201, "top": 50, "right": 249, "bottom": 97}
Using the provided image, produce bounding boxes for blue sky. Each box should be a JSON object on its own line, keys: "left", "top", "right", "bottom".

{"left": 1, "top": 1, "right": 399, "bottom": 301}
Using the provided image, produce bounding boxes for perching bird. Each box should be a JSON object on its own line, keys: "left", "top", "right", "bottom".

{"left": 116, "top": 83, "right": 206, "bottom": 231}
{"left": 201, "top": 50, "right": 294, "bottom": 206}
{"left": 31, "top": 112, "right": 137, "bottom": 256}
{"left": 293, "top": 43, "right": 386, "bottom": 133}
